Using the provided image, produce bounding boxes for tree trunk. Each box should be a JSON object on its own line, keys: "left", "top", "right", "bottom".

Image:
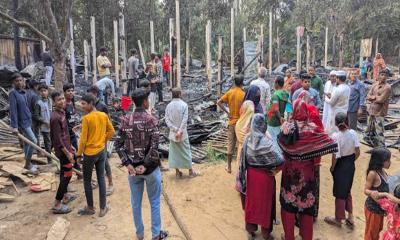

{"left": 53, "top": 55, "right": 66, "bottom": 91}
{"left": 332, "top": 33, "right": 336, "bottom": 66}
{"left": 13, "top": 0, "right": 22, "bottom": 70}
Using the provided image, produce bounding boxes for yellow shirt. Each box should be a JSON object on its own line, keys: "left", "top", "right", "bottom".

{"left": 97, "top": 55, "right": 111, "bottom": 77}
{"left": 77, "top": 111, "right": 115, "bottom": 156}
{"left": 220, "top": 86, "right": 245, "bottom": 125}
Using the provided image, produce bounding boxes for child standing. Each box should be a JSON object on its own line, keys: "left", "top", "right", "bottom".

{"left": 33, "top": 84, "right": 52, "bottom": 164}
{"left": 364, "top": 147, "right": 392, "bottom": 240}
{"left": 324, "top": 112, "right": 360, "bottom": 228}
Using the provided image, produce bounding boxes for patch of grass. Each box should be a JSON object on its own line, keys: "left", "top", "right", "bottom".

{"left": 205, "top": 143, "right": 227, "bottom": 164}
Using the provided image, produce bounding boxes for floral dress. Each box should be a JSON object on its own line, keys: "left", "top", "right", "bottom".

{"left": 379, "top": 198, "right": 400, "bottom": 240}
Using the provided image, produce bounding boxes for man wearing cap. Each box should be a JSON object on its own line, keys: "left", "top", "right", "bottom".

{"left": 322, "top": 71, "right": 337, "bottom": 134}
{"left": 325, "top": 70, "right": 351, "bottom": 134}
{"left": 347, "top": 69, "right": 366, "bottom": 130}
{"left": 366, "top": 69, "right": 391, "bottom": 147}
{"left": 292, "top": 73, "right": 322, "bottom": 109}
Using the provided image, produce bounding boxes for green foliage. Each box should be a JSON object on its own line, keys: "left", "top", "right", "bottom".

{"left": 205, "top": 143, "right": 226, "bottom": 163}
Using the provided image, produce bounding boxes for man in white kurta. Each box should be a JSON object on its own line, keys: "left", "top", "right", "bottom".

{"left": 325, "top": 71, "right": 351, "bottom": 135}
{"left": 250, "top": 67, "right": 271, "bottom": 111}
{"left": 165, "top": 88, "right": 197, "bottom": 178}
{"left": 322, "top": 71, "right": 337, "bottom": 135}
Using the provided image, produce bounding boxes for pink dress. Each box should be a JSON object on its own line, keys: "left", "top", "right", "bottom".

{"left": 378, "top": 198, "right": 400, "bottom": 240}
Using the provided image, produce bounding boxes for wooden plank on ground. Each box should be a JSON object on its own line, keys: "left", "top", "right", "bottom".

{"left": 0, "top": 162, "right": 32, "bottom": 185}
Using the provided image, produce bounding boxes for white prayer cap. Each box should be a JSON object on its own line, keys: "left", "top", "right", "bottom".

{"left": 329, "top": 70, "right": 337, "bottom": 76}
{"left": 335, "top": 70, "right": 347, "bottom": 77}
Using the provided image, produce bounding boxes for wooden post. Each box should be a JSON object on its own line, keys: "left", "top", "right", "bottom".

{"left": 375, "top": 37, "right": 379, "bottom": 55}
{"left": 217, "top": 35, "right": 223, "bottom": 105}
{"left": 324, "top": 27, "right": 328, "bottom": 68}
{"left": 176, "top": 0, "right": 181, "bottom": 88}
{"left": 185, "top": 39, "right": 190, "bottom": 73}
{"left": 113, "top": 20, "right": 119, "bottom": 88}
{"left": 169, "top": 18, "right": 174, "bottom": 88}
{"left": 69, "top": 18, "right": 76, "bottom": 85}
{"left": 243, "top": 27, "right": 246, "bottom": 42}
{"left": 306, "top": 34, "right": 310, "bottom": 70}
{"left": 296, "top": 27, "right": 301, "bottom": 73}
{"left": 277, "top": 27, "right": 280, "bottom": 64}
{"left": 41, "top": 40, "right": 46, "bottom": 52}
{"left": 83, "top": 40, "right": 89, "bottom": 81}
{"left": 259, "top": 24, "right": 264, "bottom": 69}
{"left": 90, "top": 16, "right": 97, "bottom": 83}
{"left": 150, "top": 21, "right": 155, "bottom": 53}
{"left": 119, "top": 14, "right": 127, "bottom": 94}
{"left": 230, "top": 8, "right": 235, "bottom": 78}
{"left": 138, "top": 40, "right": 145, "bottom": 67}
{"left": 206, "top": 20, "right": 212, "bottom": 92}
{"left": 268, "top": 11, "right": 272, "bottom": 74}
{"left": 339, "top": 34, "right": 344, "bottom": 68}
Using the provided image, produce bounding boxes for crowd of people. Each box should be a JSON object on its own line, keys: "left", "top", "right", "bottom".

{"left": 7, "top": 47, "right": 400, "bottom": 240}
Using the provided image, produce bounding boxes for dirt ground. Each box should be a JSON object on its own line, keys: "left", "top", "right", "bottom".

{"left": 0, "top": 144, "right": 399, "bottom": 240}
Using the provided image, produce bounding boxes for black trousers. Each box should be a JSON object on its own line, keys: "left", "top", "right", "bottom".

{"left": 156, "top": 82, "right": 163, "bottom": 102}
{"left": 83, "top": 150, "right": 107, "bottom": 209}
{"left": 128, "top": 78, "right": 138, "bottom": 96}
{"left": 41, "top": 131, "right": 52, "bottom": 163}
{"left": 55, "top": 155, "right": 72, "bottom": 201}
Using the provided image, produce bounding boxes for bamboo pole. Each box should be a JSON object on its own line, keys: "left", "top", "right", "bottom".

{"left": 375, "top": 37, "right": 379, "bottom": 55}
{"left": 119, "top": 14, "right": 127, "bottom": 94}
{"left": 206, "top": 20, "right": 212, "bottom": 92}
{"left": 243, "top": 27, "right": 246, "bottom": 42}
{"left": 259, "top": 24, "right": 264, "bottom": 69}
{"left": 339, "top": 34, "right": 343, "bottom": 68}
{"left": 69, "top": 18, "right": 76, "bottom": 85}
{"left": 150, "top": 21, "right": 155, "bottom": 53}
{"left": 306, "top": 34, "right": 310, "bottom": 69}
{"left": 113, "top": 20, "right": 120, "bottom": 88}
{"left": 324, "top": 27, "right": 328, "bottom": 68}
{"left": 169, "top": 18, "right": 174, "bottom": 88}
{"left": 176, "top": 0, "right": 181, "bottom": 88}
{"left": 277, "top": 27, "right": 280, "bottom": 64}
{"left": 90, "top": 16, "right": 97, "bottom": 83}
{"left": 217, "top": 35, "right": 223, "bottom": 105}
{"left": 138, "top": 40, "right": 145, "bottom": 68}
{"left": 296, "top": 27, "right": 301, "bottom": 73}
{"left": 185, "top": 39, "right": 190, "bottom": 73}
{"left": 41, "top": 40, "right": 46, "bottom": 52}
{"left": 84, "top": 40, "right": 89, "bottom": 81}
{"left": 230, "top": 8, "right": 235, "bottom": 78}
{"left": 268, "top": 11, "right": 272, "bottom": 74}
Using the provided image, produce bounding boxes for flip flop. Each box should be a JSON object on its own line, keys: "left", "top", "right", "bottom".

{"left": 345, "top": 218, "right": 355, "bottom": 230}
{"left": 106, "top": 186, "right": 114, "bottom": 196}
{"left": 324, "top": 216, "right": 342, "bottom": 228}
{"left": 53, "top": 204, "right": 72, "bottom": 214}
{"left": 189, "top": 171, "right": 201, "bottom": 178}
{"left": 225, "top": 167, "right": 232, "bottom": 174}
{"left": 176, "top": 171, "right": 183, "bottom": 178}
{"left": 78, "top": 206, "right": 95, "bottom": 216}
{"left": 99, "top": 206, "right": 109, "bottom": 217}
{"left": 159, "top": 230, "right": 169, "bottom": 239}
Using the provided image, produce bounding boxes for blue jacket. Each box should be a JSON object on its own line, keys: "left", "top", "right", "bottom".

{"left": 9, "top": 89, "right": 32, "bottom": 129}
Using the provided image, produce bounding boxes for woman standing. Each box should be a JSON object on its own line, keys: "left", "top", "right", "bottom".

{"left": 238, "top": 114, "right": 284, "bottom": 240}
{"left": 235, "top": 100, "right": 255, "bottom": 163}
{"left": 278, "top": 98, "right": 337, "bottom": 240}
{"left": 244, "top": 85, "right": 263, "bottom": 114}
{"left": 373, "top": 53, "right": 386, "bottom": 81}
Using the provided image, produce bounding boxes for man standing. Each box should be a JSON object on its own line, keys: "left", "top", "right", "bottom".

{"left": 322, "top": 71, "right": 337, "bottom": 134}
{"left": 50, "top": 91, "right": 76, "bottom": 214}
{"left": 26, "top": 80, "right": 40, "bottom": 145}
{"left": 325, "top": 70, "right": 351, "bottom": 134}
{"left": 77, "top": 94, "right": 115, "bottom": 217}
{"left": 97, "top": 47, "right": 112, "bottom": 79}
{"left": 145, "top": 53, "right": 159, "bottom": 112}
{"left": 128, "top": 49, "right": 139, "bottom": 95}
{"left": 308, "top": 66, "right": 324, "bottom": 99}
{"left": 165, "top": 88, "right": 198, "bottom": 178}
{"left": 366, "top": 69, "right": 391, "bottom": 147}
{"left": 292, "top": 73, "right": 322, "bottom": 109}
{"left": 347, "top": 70, "right": 366, "bottom": 130}
{"left": 155, "top": 54, "right": 163, "bottom": 103}
{"left": 250, "top": 67, "right": 271, "bottom": 111}
{"left": 41, "top": 47, "right": 53, "bottom": 86}
{"left": 115, "top": 89, "right": 168, "bottom": 240}
{"left": 162, "top": 48, "right": 170, "bottom": 86}
{"left": 87, "top": 86, "right": 109, "bottom": 114}
{"left": 266, "top": 76, "right": 288, "bottom": 148}
{"left": 9, "top": 73, "right": 38, "bottom": 175}
{"left": 95, "top": 77, "right": 115, "bottom": 104}
{"left": 217, "top": 75, "right": 246, "bottom": 173}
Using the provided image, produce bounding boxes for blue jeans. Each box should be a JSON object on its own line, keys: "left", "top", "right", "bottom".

{"left": 128, "top": 167, "right": 161, "bottom": 239}
{"left": 20, "top": 127, "right": 37, "bottom": 164}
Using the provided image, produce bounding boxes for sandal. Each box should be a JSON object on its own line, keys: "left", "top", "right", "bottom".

{"left": 99, "top": 206, "right": 109, "bottom": 217}
{"left": 62, "top": 194, "right": 77, "bottom": 204}
{"left": 158, "top": 230, "right": 169, "bottom": 239}
{"left": 189, "top": 171, "right": 201, "bottom": 178}
{"left": 78, "top": 206, "right": 95, "bottom": 216}
{"left": 247, "top": 232, "right": 256, "bottom": 240}
{"left": 53, "top": 204, "right": 72, "bottom": 214}
{"left": 106, "top": 186, "right": 114, "bottom": 196}
{"left": 324, "top": 216, "right": 342, "bottom": 228}
{"left": 175, "top": 171, "right": 183, "bottom": 178}
{"left": 91, "top": 181, "right": 98, "bottom": 189}
{"left": 225, "top": 167, "right": 232, "bottom": 174}
{"left": 345, "top": 218, "right": 355, "bottom": 230}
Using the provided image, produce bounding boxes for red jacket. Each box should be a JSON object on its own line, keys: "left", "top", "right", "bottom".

{"left": 162, "top": 55, "right": 170, "bottom": 72}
